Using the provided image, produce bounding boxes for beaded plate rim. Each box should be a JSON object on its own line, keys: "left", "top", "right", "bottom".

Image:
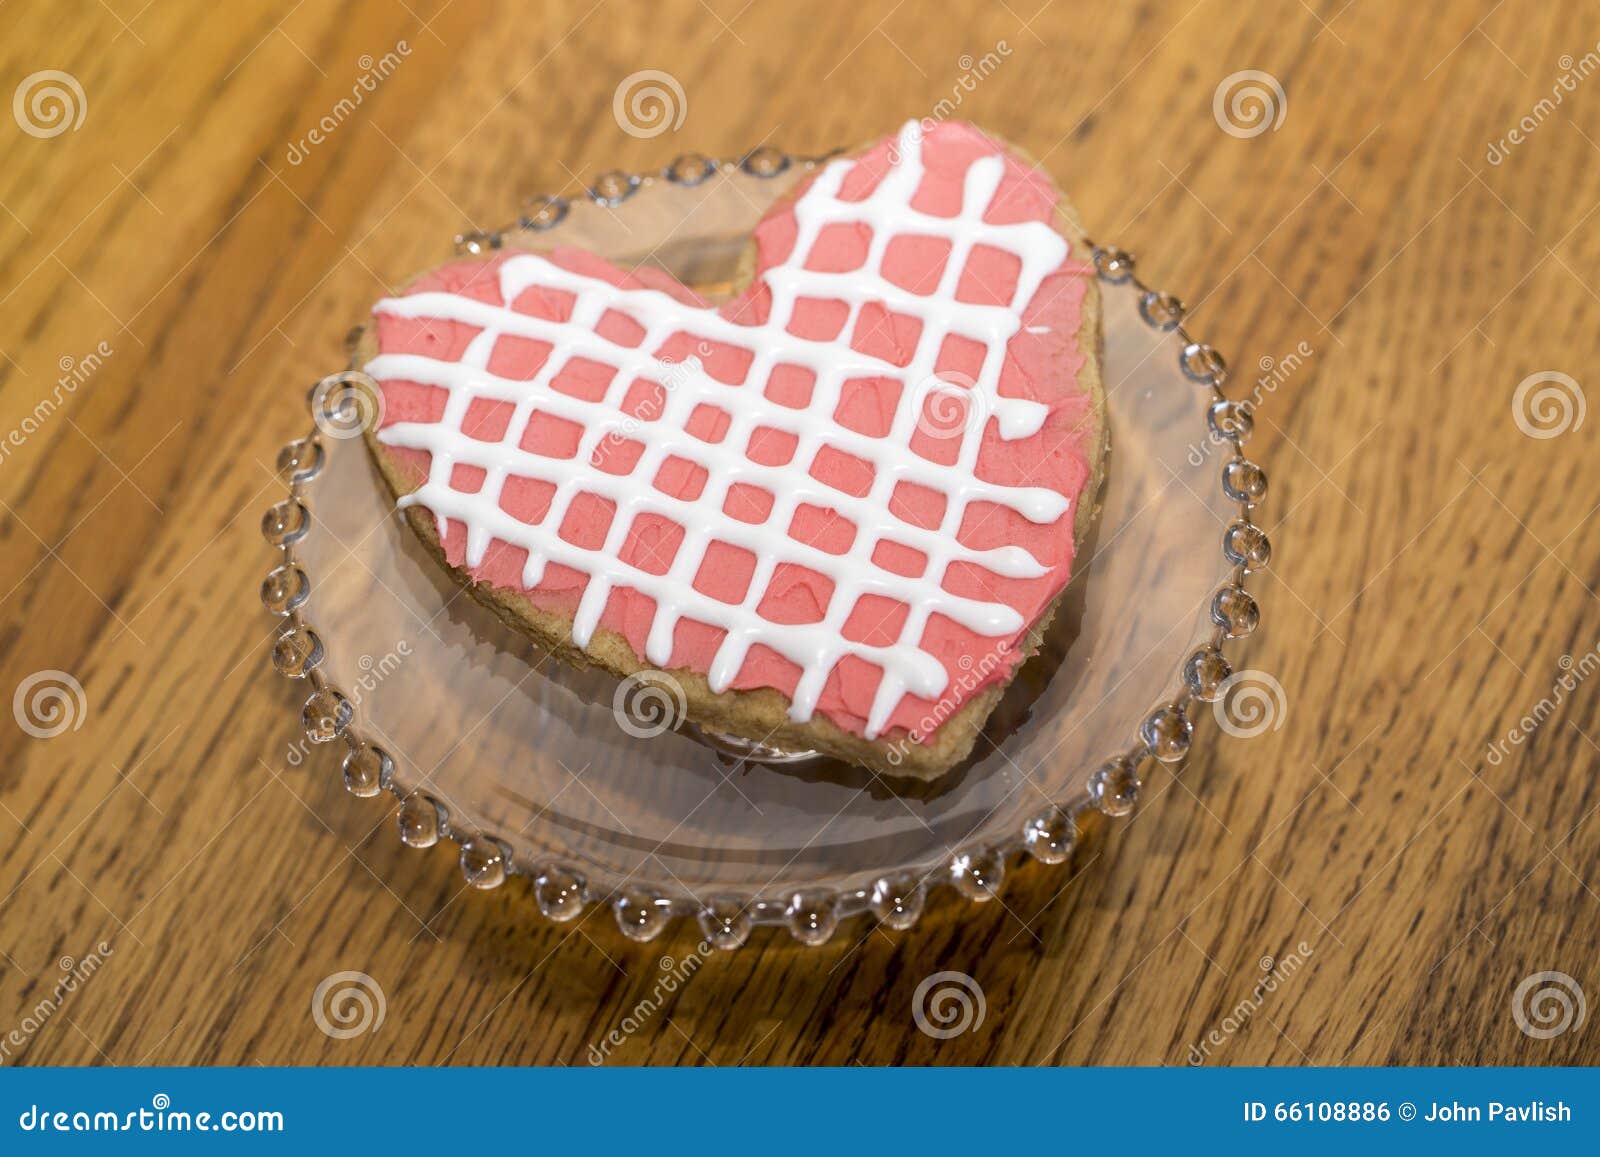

{"left": 257, "top": 143, "right": 1269, "bottom": 949}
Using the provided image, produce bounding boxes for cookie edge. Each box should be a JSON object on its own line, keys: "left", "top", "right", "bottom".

{"left": 356, "top": 131, "right": 1106, "bottom": 780}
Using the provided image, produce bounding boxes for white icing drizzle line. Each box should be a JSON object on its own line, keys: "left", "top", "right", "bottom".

{"left": 369, "top": 121, "right": 1078, "bottom": 739}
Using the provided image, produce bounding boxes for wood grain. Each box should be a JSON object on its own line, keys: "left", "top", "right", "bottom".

{"left": 2, "top": 0, "right": 1598, "bottom": 1067}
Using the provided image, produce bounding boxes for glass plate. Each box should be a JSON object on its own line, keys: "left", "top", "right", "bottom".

{"left": 258, "top": 146, "right": 1269, "bottom": 948}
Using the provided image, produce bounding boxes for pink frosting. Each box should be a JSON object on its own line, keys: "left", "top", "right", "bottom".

{"left": 372, "top": 121, "right": 1095, "bottom": 744}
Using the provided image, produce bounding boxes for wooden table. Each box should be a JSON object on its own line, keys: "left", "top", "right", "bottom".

{"left": 3, "top": 0, "right": 1597, "bottom": 1067}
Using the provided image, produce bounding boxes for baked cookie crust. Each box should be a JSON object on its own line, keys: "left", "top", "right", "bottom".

{"left": 358, "top": 128, "right": 1106, "bottom": 779}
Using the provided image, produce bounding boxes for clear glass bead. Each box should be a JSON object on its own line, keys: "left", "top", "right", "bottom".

{"left": 1181, "top": 342, "right": 1227, "bottom": 383}
{"left": 271, "top": 625, "right": 323, "bottom": 678}
{"left": 698, "top": 897, "right": 753, "bottom": 948}
{"left": 1138, "top": 290, "right": 1184, "bottom": 329}
{"left": 868, "top": 875, "right": 925, "bottom": 930}
{"left": 950, "top": 848, "right": 1006, "bottom": 902}
{"left": 397, "top": 795, "right": 442, "bottom": 848}
{"left": 1208, "top": 399, "right": 1253, "bottom": 443}
{"left": 1212, "top": 585, "right": 1260, "bottom": 637}
{"left": 1023, "top": 806, "right": 1078, "bottom": 864}
{"left": 785, "top": 890, "right": 838, "bottom": 945}
{"left": 260, "top": 565, "right": 309, "bottom": 615}
{"left": 666, "top": 153, "right": 715, "bottom": 185}
{"left": 614, "top": 887, "right": 670, "bottom": 941}
{"left": 454, "top": 230, "right": 499, "bottom": 255}
{"left": 301, "top": 688, "right": 352, "bottom": 744}
{"left": 1141, "top": 704, "right": 1193, "bottom": 762}
{"left": 1222, "top": 458, "right": 1268, "bottom": 505}
{"left": 1093, "top": 246, "right": 1135, "bottom": 282}
{"left": 520, "top": 195, "right": 569, "bottom": 231}
{"left": 1184, "top": 645, "right": 1233, "bottom": 701}
{"left": 534, "top": 866, "right": 585, "bottom": 921}
{"left": 590, "top": 171, "right": 640, "bottom": 206}
{"left": 460, "top": 837, "right": 507, "bottom": 890}
{"left": 260, "top": 499, "right": 308, "bottom": 546}
{"left": 1224, "top": 521, "right": 1272, "bottom": 571}
{"left": 341, "top": 742, "right": 391, "bottom": 798}
{"left": 276, "top": 438, "right": 324, "bottom": 485}
{"left": 741, "top": 146, "right": 789, "bottom": 178}
{"left": 1089, "top": 757, "right": 1142, "bottom": 816}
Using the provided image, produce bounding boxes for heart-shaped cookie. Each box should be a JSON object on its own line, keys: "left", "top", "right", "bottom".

{"left": 359, "top": 120, "right": 1103, "bottom": 778}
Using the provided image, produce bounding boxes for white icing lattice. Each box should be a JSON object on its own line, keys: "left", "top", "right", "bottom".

{"left": 369, "top": 122, "right": 1082, "bottom": 739}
